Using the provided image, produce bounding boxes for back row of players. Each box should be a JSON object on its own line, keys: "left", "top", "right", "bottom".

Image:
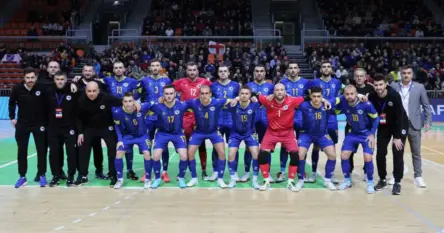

{"left": 9, "top": 59, "right": 402, "bottom": 194}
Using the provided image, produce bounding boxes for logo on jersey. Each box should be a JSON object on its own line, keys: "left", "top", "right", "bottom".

{"left": 108, "top": 126, "right": 114, "bottom": 131}
{"left": 283, "top": 105, "right": 288, "bottom": 110}
{"left": 247, "top": 110, "right": 253, "bottom": 114}
{"left": 264, "top": 88, "right": 269, "bottom": 92}
{"left": 401, "top": 129, "right": 406, "bottom": 135}
{"left": 229, "top": 86, "right": 234, "bottom": 91}
{"left": 123, "top": 83, "right": 129, "bottom": 87}
{"left": 358, "top": 110, "right": 363, "bottom": 114}
{"left": 197, "top": 84, "right": 202, "bottom": 88}
{"left": 70, "top": 130, "right": 75, "bottom": 135}
{"left": 66, "top": 95, "right": 71, "bottom": 101}
{"left": 160, "top": 82, "right": 165, "bottom": 87}
{"left": 137, "top": 113, "right": 142, "bottom": 117}
{"left": 331, "top": 84, "right": 336, "bottom": 88}
{"left": 388, "top": 101, "right": 393, "bottom": 106}
{"left": 210, "top": 106, "right": 215, "bottom": 111}
{"left": 100, "top": 105, "right": 105, "bottom": 109}
{"left": 175, "top": 110, "right": 180, "bottom": 115}
{"left": 299, "top": 84, "right": 304, "bottom": 88}
{"left": 40, "top": 126, "right": 45, "bottom": 131}
{"left": 35, "top": 91, "right": 41, "bottom": 96}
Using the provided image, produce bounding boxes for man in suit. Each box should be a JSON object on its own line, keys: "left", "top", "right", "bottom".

{"left": 391, "top": 65, "right": 431, "bottom": 188}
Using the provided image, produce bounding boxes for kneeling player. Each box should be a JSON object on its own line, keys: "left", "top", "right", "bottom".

{"left": 295, "top": 87, "right": 337, "bottom": 192}
{"left": 335, "top": 85, "right": 379, "bottom": 194}
{"left": 226, "top": 86, "right": 261, "bottom": 189}
{"left": 113, "top": 92, "right": 153, "bottom": 189}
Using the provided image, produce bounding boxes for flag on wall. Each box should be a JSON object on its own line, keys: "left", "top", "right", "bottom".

{"left": 1, "top": 54, "right": 22, "bottom": 64}
{"left": 208, "top": 41, "right": 225, "bottom": 55}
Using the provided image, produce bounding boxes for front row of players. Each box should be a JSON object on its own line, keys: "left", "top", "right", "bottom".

{"left": 111, "top": 81, "right": 381, "bottom": 193}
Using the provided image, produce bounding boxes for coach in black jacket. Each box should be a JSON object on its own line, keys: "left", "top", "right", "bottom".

{"left": 368, "top": 74, "right": 409, "bottom": 195}
{"left": 45, "top": 71, "right": 78, "bottom": 187}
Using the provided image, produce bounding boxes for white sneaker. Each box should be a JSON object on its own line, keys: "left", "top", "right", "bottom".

{"left": 217, "top": 178, "right": 228, "bottom": 189}
{"left": 324, "top": 179, "right": 337, "bottom": 191}
{"left": 232, "top": 173, "right": 240, "bottom": 182}
{"left": 268, "top": 175, "right": 275, "bottom": 183}
{"left": 187, "top": 178, "right": 199, "bottom": 187}
{"left": 414, "top": 177, "right": 426, "bottom": 188}
{"left": 331, "top": 176, "right": 340, "bottom": 184}
{"left": 252, "top": 177, "right": 260, "bottom": 190}
{"left": 259, "top": 179, "right": 270, "bottom": 191}
{"left": 204, "top": 172, "right": 218, "bottom": 181}
{"left": 227, "top": 179, "right": 236, "bottom": 188}
{"left": 143, "top": 180, "right": 151, "bottom": 189}
{"left": 113, "top": 179, "right": 124, "bottom": 189}
{"left": 291, "top": 180, "right": 304, "bottom": 192}
{"left": 388, "top": 176, "right": 395, "bottom": 185}
{"left": 305, "top": 173, "right": 316, "bottom": 183}
{"left": 240, "top": 172, "right": 250, "bottom": 182}
{"left": 276, "top": 171, "right": 286, "bottom": 183}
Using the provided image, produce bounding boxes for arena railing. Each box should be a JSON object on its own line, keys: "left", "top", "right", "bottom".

{"left": 107, "top": 35, "right": 283, "bottom": 49}
{"left": 0, "top": 35, "right": 90, "bottom": 50}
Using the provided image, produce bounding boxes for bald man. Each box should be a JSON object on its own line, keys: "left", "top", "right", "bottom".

{"left": 75, "top": 81, "right": 122, "bottom": 187}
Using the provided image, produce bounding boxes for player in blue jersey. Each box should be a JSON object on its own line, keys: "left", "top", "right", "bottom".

{"left": 112, "top": 92, "right": 152, "bottom": 189}
{"left": 246, "top": 65, "right": 274, "bottom": 182}
{"left": 294, "top": 87, "right": 338, "bottom": 192}
{"left": 277, "top": 62, "right": 310, "bottom": 182}
{"left": 149, "top": 85, "right": 189, "bottom": 189}
{"left": 209, "top": 65, "right": 240, "bottom": 181}
{"left": 335, "top": 85, "right": 379, "bottom": 194}
{"left": 185, "top": 85, "right": 234, "bottom": 188}
{"left": 140, "top": 59, "right": 173, "bottom": 183}
{"left": 226, "top": 85, "right": 262, "bottom": 189}
{"left": 100, "top": 61, "right": 141, "bottom": 181}
{"left": 307, "top": 60, "right": 342, "bottom": 183}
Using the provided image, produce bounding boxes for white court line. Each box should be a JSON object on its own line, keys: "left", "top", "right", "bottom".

{"left": 421, "top": 146, "right": 444, "bottom": 169}
{"left": 114, "top": 201, "right": 121, "bottom": 205}
{"left": 0, "top": 153, "right": 36, "bottom": 169}
{"left": 88, "top": 213, "right": 97, "bottom": 217}
{"left": 103, "top": 206, "right": 110, "bottom": 211}
{"left": 72, "top": 219, "right": 82, "bottom": 223}
{"left": 54, "top": 226, "right": 65, "bottom": 231}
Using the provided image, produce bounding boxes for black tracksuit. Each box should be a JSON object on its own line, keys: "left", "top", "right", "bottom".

{"left": 369, "top": 87, "right": 409, "bottom": 183}
{"left": 45, "top": 84, "right": 78, "bottom": 178}
{"left": 76, "top": 93, "right": 122, "bottom": 178}
{"left": 8, "top": 82, "right": 48, "bottom": 177}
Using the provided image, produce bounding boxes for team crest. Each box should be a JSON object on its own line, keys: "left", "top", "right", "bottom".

{"left": 35, "top": 91, "right": 41, "bottom": 96}
{"left": 197, "top": 84, "right": 201, "bottom": 88}
{"left": 160, "top": 82, "right": 165, "bottom": 87}
{"left": 346, "top": 110, "right": 350, "bottom": 113}
{"left": 210, "top": 106, "right": 215, "bottom": 111}
{"left": 229, "top": 86, "right": 234, "bottom": 91}
{"left": 299, "top": 84, "right": 304, "bottom": 88}
{"left": 123, "top": 83, "right": 129, "bottom": 87}
{"left": 402, "top": 129, "right": 406, "bottom": 135}
{"left": 388, "top": 101, "right": 393, "bottom": 106}
{"left": 247, "top": 110, "right": 253, "bottom": 114}
{"left": 137, "top": 113, "right": 142, "bottom": 117}
{"left": 331, "top": 84, "right": 336, "bottom": 88}
{"left": 175, "top": 110, "right": 180, "bottom": 115}
{"left": 70, "top": 130, "right": 75, "bottom": 135}
{"left": 283, "top": 105, "right": 288, "bottom": 110}
{"left": 358, "top": 110, "right": 363, "bottom": 114}
{"left": 100, "top": 105, "right": 105, "bottom": 109}
{"left": 264, "top": 88, "right": 269, "bottom": 92}
{"left": 40, "top": 126, "right": 45, "bottom": 132}
{"left": 66, "top": 95, "right": 71, "bottom": 101}
{"left": 108, "top": 126, "right": 114, "bottom": 131}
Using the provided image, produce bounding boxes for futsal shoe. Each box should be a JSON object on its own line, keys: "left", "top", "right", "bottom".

{"left": 14, "top": 177, "right": 27, "bottom": 188}
{"left": 95, "top": 172, "right": 110, "bottom": 180}
{"left": 109, "top": 176, "right": 117, "bottom": 187}
{"left": 39, "top": 176, "right": 47, "bottom": 187}
{"left": 49, "top": 177, "right": 60, "bottom": 187}
{"left": 323, "top": 179, "right": 337, "bottom": 191}
{"left": 127, "top": 170, "right": 139, "bottom": 180}
{"left": 227, "top": 179, "right": 237, "bottom": 188}
{"left": 338, "top": 179, "right": 352, "bottom": 190}
{"left": 414, "top": 177, "right": 426, "bottom": 188}
{"left": 161, "top": 171, "right": 171, "bottom": 183}
{"left": 151, "top": 179, "right": 161, "bottom": 189}
{"left": 275, "top": 172, "right": 286, "bottom": 183}
{"left": 178, "top": 178, "right": 187, "bottom": 188}
{"left": 113, "top": 179, "right": 124, "bottom": 189}
{"left": 305, "top": 173, "right": 316, "bottom": 183}
{"left": 374, "top": 180, "right": 388, "bottom": 191}
{"left": 74, "top": 176, "right": 88, "bottom": 186}
{"left": 252, "top": 178, "right": 260, "bottom": 190}
{"left": 366, "top": 181, "right": 376, "bottom": 194}
{"left": 288, "top": 180, "right": 302, "bottom": 192}
{"left": 392, "top": 183, "right": 401, "bottom": 195}
{"left": 204, "top": 172, "right": 218, "bottom": 181}
{"left": 259, "top": 179, "right": 270, "bottom": 191}
{"left": 187, "top": 178, "right": 199, "bottom": 187}
{"left": 388, "top": 176, "right": 395, "bottom": 185}
{"left": 331, "top": 176, "right": 340, "bottom": 184}
{"left": 239, "top": 172, "right": 250, "bottom": 182}
{"left": 232, "top": 173, "right": 240, "bottom": 182}
{"left": 201, "top": 171, "right": 209, "bottom": 180}
{"left": 144, "top": 179, "right": 152, "bottom": 189}
{"left": 217, "top": 179, "right": 228, "bottom": 189}
{"left": 66, "top": 176, "right": 74, "bottom": 187}
{"left": 60, "top": 170, "right": 68, "bottom": 180}
{"left": 268, "top": 175, "right": 275, "bottom": 183}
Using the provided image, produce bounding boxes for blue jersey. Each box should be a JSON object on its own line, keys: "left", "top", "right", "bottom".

{"left": 187, "top": 98, "right": 230, "bottom": 133}
{"left": 247, "top": 81, "right": 274, "bottom": 122}
{"left": 226, "top": 101, "right": 261, "bottom": 136}
{"left": 101, "top": 76, "right": 140, "bottom": 99}
{"left": 140, "top": 75, "right": 172, "bottom": 103}
{"left": 149, "top": 101, "right": 189, "bottom": 134}
{"left": 113, "top": 103, "right": 151, "bottom": 142}
{"left": 310, "top": 78, "right": 342, "bottom": 123}
{"left": 280, "top": 77, "right": 309, "bottom": 125}
{"left": 211, "top": 80, "right": 240, "bottom": 127}
{"left": 336, "top": 99, "right": 379, "bottom": 135}
{"left": 299, "top": 101, "right": 331, "bottom": 136}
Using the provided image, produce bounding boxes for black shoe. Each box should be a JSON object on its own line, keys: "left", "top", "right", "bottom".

{"left": 96, "top": 173, "right": 110, "bottom": 180}
{"left": 34, "top": 173, "right": 39, "bottom": 182}
{"left": 60, "top": 170, "right": 68, "bottom": 180}
{"left": 375, "top": 179, "right": 387, "bottom": 191}
{"left": 66, "top": 176, "right": 74, "bottom": 187}
{"left": 201, "top": 171, "right": 208, "bottom": 180}
{"left": 49, "top": 177, "right": 60, "bottom": 187}
{"left": 74, "top": 176, "right": 89, "bottom": 186}
{"left": 392, "top": 182, "right": 401, "bottom": 195}
{"left": 127, "top": 170, "right": 139, "bottom": 180}
{"left": 109, "top": 176, "right": 117, "bottom": 187}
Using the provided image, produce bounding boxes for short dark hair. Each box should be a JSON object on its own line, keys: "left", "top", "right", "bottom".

{"left": 310, "top": 86, "right": 323, "bottom": 94}
{"left": 83, "top": 64, "right": 94, "bottom": 68}
{"left": 23, "top": 67, "right": 36, "bottom": 75}
{"left": 254, "top": 64, "right": 265, "bottom": 70}
{"left": 240, "top": 85, "right": 252, "bottom": 93}
{"left": 320, "top": 60, "right": 331, "bottom": 66}
{"left": 373, "top": 73, "right": 386, "bottom": 82}
{"left": 150, "top": 59, "right": 161, "bottom": 65}
{"left": 123, "top": 91, "right": 134, "bottom": 98}
{"left": 401, "top": 65, "right": 413, "bottom": 71}
{"left": 218, "top": 64, "right": 229, "bottom": 71}
{"left": 186, "top": 61, "right": 197, "bottom": 68}
{"left": 54, "top": 71, "right": 67, "bottom": 78}
{"left": 163, "top": 84, "right": 176, "bottom": 91}
{"left": 288, "top": 61, "right": 299, "bottom": 67}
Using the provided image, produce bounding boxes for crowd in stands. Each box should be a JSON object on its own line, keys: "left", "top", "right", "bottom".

{"left": 306, "top": 42, "right": 444, "bottom": 91}
{"left": 318, "top": 0, "right": 443, "bottom": 37}
{"left": 142, "top": 0, "right": 253, "bottom": 36}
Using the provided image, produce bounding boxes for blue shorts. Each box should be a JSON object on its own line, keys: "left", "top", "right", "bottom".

{"left": 154, "top": 131, "right": 187, "bottom": 150}
{"left": 218, "top": 125, "right": 232, "bottom": 141}
{"left": 228, "top": 133, "right": 259, "bottom": 148}
{"left": 298, "top": 133, "right": 334, "bottom": 150}
{"left": 189, "top": 131, "right": 224, "bottom": 146}
{"left": 341, "top": 133, "right": 374, "bottom": 155}
{"left": 118, "top": 135, "right": 151, "bottom": 154}
{"left": 294, "top": 110, "right": 303, "bottom": 130}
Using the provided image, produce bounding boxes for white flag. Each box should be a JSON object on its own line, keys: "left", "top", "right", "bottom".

{"left": 208, "top": 41, "right": 225, "bottom": 55}
{"left": 1, "top": 54, "right": 22, "bottom": 64}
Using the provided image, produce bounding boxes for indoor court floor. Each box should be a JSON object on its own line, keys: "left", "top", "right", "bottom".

{"left": 0, "top": 121, "right": 443, "bottom": 233}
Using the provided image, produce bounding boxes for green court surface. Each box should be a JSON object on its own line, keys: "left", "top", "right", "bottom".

{"left": 0, "top": 137, "right": 325, "bottom": 189}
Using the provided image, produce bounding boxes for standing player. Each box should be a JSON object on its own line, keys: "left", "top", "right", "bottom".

{"left": 100, "top": 61, "right": 141, "bottom": 181}
{"left": 140, "top": 59, "right": 172, "bottom": 182}
{"left": 209, "top": 65, "right": 240, "bottom": 181}
{"left": 295, "top": 87, "right": 337, "bottom": 192}
{"left": 226, "top": 86, "right": 261, "bottom": 189}
{"left": 185, "top": 85, "right": 233, "bottom": 188}
{"left": 113, "top": 92, "right": 152, "bottom": 189}
{"left": 246, "top": 65, "right": 274, "bottom": 182}
{"left": 149, "top": 85, "right": 189, "bottom": 188}
{"left": 278, "top": 62, "right": 309, "bottom": 182}
{"left": 308, "top": 60, "right": 342, "bottom": 183}
{"left": 335, "top": 85, "right": 379, "bottom": 194}
{"left": 173, "top": 62, "right": 212, "bottom": 179}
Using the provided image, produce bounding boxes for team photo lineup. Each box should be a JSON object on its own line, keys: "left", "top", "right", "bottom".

{"left": 9, "top": 58, "right": 431, "bottom": 195}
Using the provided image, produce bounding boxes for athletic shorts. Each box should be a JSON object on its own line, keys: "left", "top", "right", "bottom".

{"left": 118, "top": 134, "right": 151, "bottom": 154}
{"left": 228, "top": 132, "right": 259, "bottom": 148}
{"left": 261, "top": 128, "right": 298, "bottom": 152}
{"left": 298, "top": 133, "right": 334, "bottom": 150}
{"left": 341, "top": 132, "right": 374, "bottom": 155}
{"left": 189, "top": 131, "right": 224, "bottom": 146}
{"left": 154, "top": 131, "right": 187, "bottom": 150}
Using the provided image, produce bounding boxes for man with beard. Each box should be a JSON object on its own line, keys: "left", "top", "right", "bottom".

{"left": 9, "top": 67, "right": 49, "bottom": 188}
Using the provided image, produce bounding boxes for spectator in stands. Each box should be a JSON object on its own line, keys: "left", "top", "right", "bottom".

{"left": 27, "top": 26, "right": 39, "bottom": 37}
{"left": 335, "top": 66, "right": 348, "bottom": 78}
